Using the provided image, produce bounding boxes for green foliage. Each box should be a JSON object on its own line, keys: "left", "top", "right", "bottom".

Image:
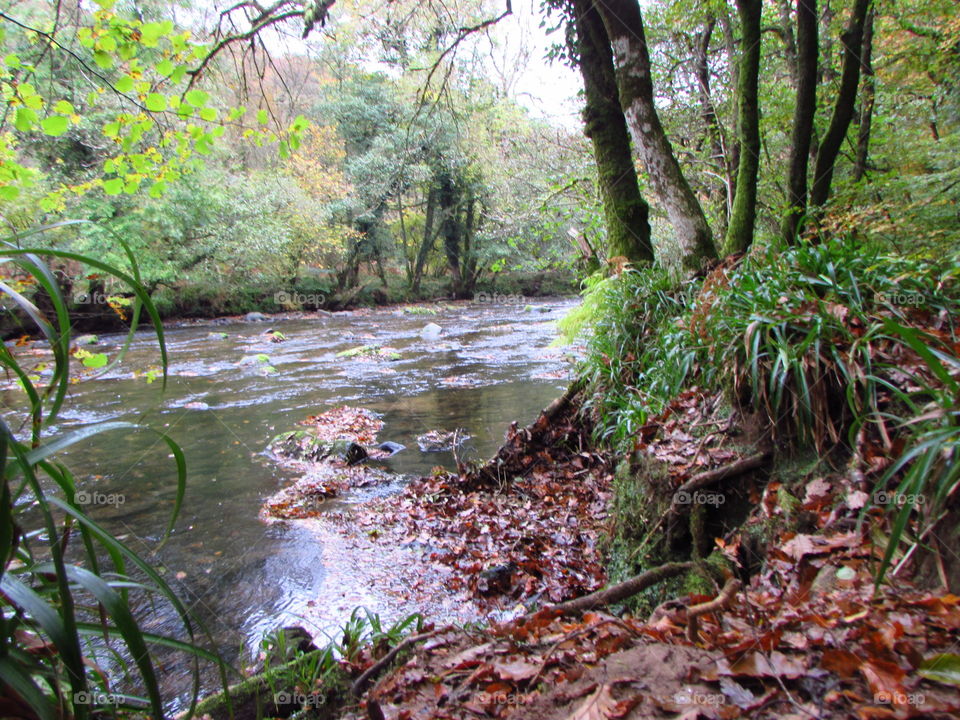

{"left": 575, "top": 236, "right": 960, "bottom": 586}
{"left": 0, "top": 223, "right": 225, "bottom": 719}
{"left": 560, "top": 266, "right": 699, "bottom": 447}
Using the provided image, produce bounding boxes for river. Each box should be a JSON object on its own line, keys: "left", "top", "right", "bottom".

{"left": 2, "top": 297, "right": 578, "bottom": 706}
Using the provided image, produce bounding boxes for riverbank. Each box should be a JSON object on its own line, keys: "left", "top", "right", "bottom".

{"left": 206, "top": 239, "right": 960, "bottom": 720}
{"left": 0, "top": 270, "right": 578, "bottom": 339}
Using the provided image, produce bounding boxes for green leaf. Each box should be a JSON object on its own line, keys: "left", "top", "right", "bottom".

{"left": 149, "top": 181, "right": 167, "bottom": 198}
{"left": 102, "top": 178, "right": 124, "bottom": 195}
{"left": 40, "top": 116, "right": 69, "bottom": 137}
{"left": 199, "top": 107, "right": 217, "bottom": 122}
{"left": 81, "top": 353, "right": 109, "bottom": 369}
{"left": 919, "top": 654, "right": 960, "bottom": 687}
{"left": 0, "top": 185, "right": 20, "bottom": 201}
{"left": 184, "top": 89, "right": 209, "bottom": 107}
{"left": 53, "top": 100, "right": 74, "bottom": 114}
{"left": 103, "top": 121, "right": 120, "bottom": 138}
{"left": 115, "top": 75, "right": 135, "bottom": 93}
{"left": 14, "top": 107, "right": 37, "bottom": 132}
{"left": 93, "top": 50, "right": 113, "bottom": 69}
{"left": 145, "top": 93, "right": 167, "bottom": 112}
{"left": 155, "top": 59, "right": 175, "bottom": 77}
{"left": 257, "top": 108, "right": 268, "bottom": 124}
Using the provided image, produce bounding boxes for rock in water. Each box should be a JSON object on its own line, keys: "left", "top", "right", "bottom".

{"left": 245, "top": 311, "right": 268, "bottom": 322}
{"left": 377, "top": 441, "right": 406, "bottom": 456}
{"left": 420, "top": 322, "right": 442, "bottom": 340}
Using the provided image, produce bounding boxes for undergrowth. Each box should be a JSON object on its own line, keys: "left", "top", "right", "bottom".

{"left": 565, "top": 237, "right": 960, "bottom": 585}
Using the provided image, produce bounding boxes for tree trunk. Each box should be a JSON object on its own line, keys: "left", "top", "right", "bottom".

{"left": 723, "top": 0, "right": 763, "bottom": 255}
{"left": 594, "top": 0, "right": 717, "bottom": 271}
{"left": 573, "top": 0, "right": 653, "bottom": 264}
{"left": 853, "top": 6, "right": 875, "bottom": 182}
{"left": 809, "top": 0, "right": 871, "bottom": 212}
{"left": 777, "top": 0, "right": 798, "bottom": 83}
{"left": 781, "top": 0, "right": 819, "bottom": 244}
{"left": 411, "top": 187, "right": 438, "bottom": 294}
{"left": 437, "top": 170, "right": 465, "bottom": 297}
{"left": 693, "top": 16, "right": 733, "bottom": 225}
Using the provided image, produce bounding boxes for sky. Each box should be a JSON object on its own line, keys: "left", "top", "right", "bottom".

{"left": 196, "top": 0, "right": 584, "bottom": 130}
{"left": 482, "top": 0, "right": 584, "bottom": 129}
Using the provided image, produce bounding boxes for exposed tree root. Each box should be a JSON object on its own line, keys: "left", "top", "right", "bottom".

{"left": 545, "top": 561, "right": 695, "bottom": 615}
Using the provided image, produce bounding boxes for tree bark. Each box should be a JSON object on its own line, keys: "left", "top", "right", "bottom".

{"left": 572, "top": 0, "right": 653, "bottom": 264}
{"left": 593, "top": 0, "right": 718, "bottom": 272}
{"left": 809, "top": 0, "right": 870, "bottom": 212}
{"left": 693, "top": 16, "right": 733, "bottom": 224}
{"left": 853, "top": 6, "right": 875, "bottom": 182}
{"left": 781, "top": 0, "right": 819, "bottom": 244}
{"left": 723, "top": 0, "right": 762, "bottom": 255}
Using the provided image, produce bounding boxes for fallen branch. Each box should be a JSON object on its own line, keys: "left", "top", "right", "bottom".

{"left": 686, "top": 577, "right": 741, "bottom": 642}
{"left": 351, "top": 629, "right": 443, "bottom": 697}
{"left": 544, "top": 561, "right": 695, "bottom": 615}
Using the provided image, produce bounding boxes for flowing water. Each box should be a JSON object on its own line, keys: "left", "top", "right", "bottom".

{"left": 2, "top": 298, "right": 578, "bottom": 706}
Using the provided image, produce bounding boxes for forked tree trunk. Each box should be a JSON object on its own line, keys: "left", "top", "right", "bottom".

{"left": 573, "top": 0, "right": 653, "bottom": 264}
{"left": 782, "top": 0, "right": 819, "bottom": 244}
{"left": 593, "top": 0, "right": 718, "bottom": 271}
{"left": 723, "top": 0, "right": 763, "bottom": 255}
{"left": 809, "top": 0, "right": 871, "bottom": 212}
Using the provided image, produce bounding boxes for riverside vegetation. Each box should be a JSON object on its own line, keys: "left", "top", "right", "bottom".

{"left": 1, "top": 0, "right": 959, "bottom": 719}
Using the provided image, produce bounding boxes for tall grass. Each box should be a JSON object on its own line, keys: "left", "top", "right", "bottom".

{"left": 0, "top": 222, "right": 225, "bottom": 719}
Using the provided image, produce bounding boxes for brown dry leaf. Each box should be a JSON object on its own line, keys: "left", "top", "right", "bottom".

{"left": 492, "top": 658, "right": 541, "bottom": 682}
{"left": 803, "top": 478, "right": 831, "bottom": 503}
{"left": 780, "top": 532, "right": 859, "bottom": 561}
{"left": 820, "top": 649, "right": 862, "bottom": 679}
{"left": 719, "top": 651, "right": 807, "bottom": 679}
{"left": 566, "top": 683, "right": 636, "bottom": 720}
{"left": 846, "top": 490, "right": 870, "bottom": 510}
{"left": 859, "top": 659, "right": 907, "bottom": 702}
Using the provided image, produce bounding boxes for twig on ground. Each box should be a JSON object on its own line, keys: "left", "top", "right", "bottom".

{"left": 685, "top": 577, "right": 741, "bottom": 642}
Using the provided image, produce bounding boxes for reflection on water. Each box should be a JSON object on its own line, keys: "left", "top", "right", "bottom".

{"left": 2, "top": 298, "right": 578, "bottom": 705}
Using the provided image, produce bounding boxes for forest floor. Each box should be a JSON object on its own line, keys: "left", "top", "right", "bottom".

{"left": 320, "top": 387, "right": 960, "bottom": 720}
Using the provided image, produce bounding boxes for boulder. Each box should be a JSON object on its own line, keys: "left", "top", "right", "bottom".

{"left": 420, "top": 322, "right": 442, "bottom": 340}
{"left": 245, "top": 312, "right": 268, "bottom": 322}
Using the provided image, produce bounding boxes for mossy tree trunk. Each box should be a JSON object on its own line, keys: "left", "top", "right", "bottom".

{"left": 781, "top": 0, "right": 819, "bottom": 244}
{"left": 722, "top": 0, "right": 763, "bottom": 256}
{"left": 573, "top": 0, "right": 653, "bottom": 265}
{"left": 593, "top": 0, "right": 718, "bottom": 272}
